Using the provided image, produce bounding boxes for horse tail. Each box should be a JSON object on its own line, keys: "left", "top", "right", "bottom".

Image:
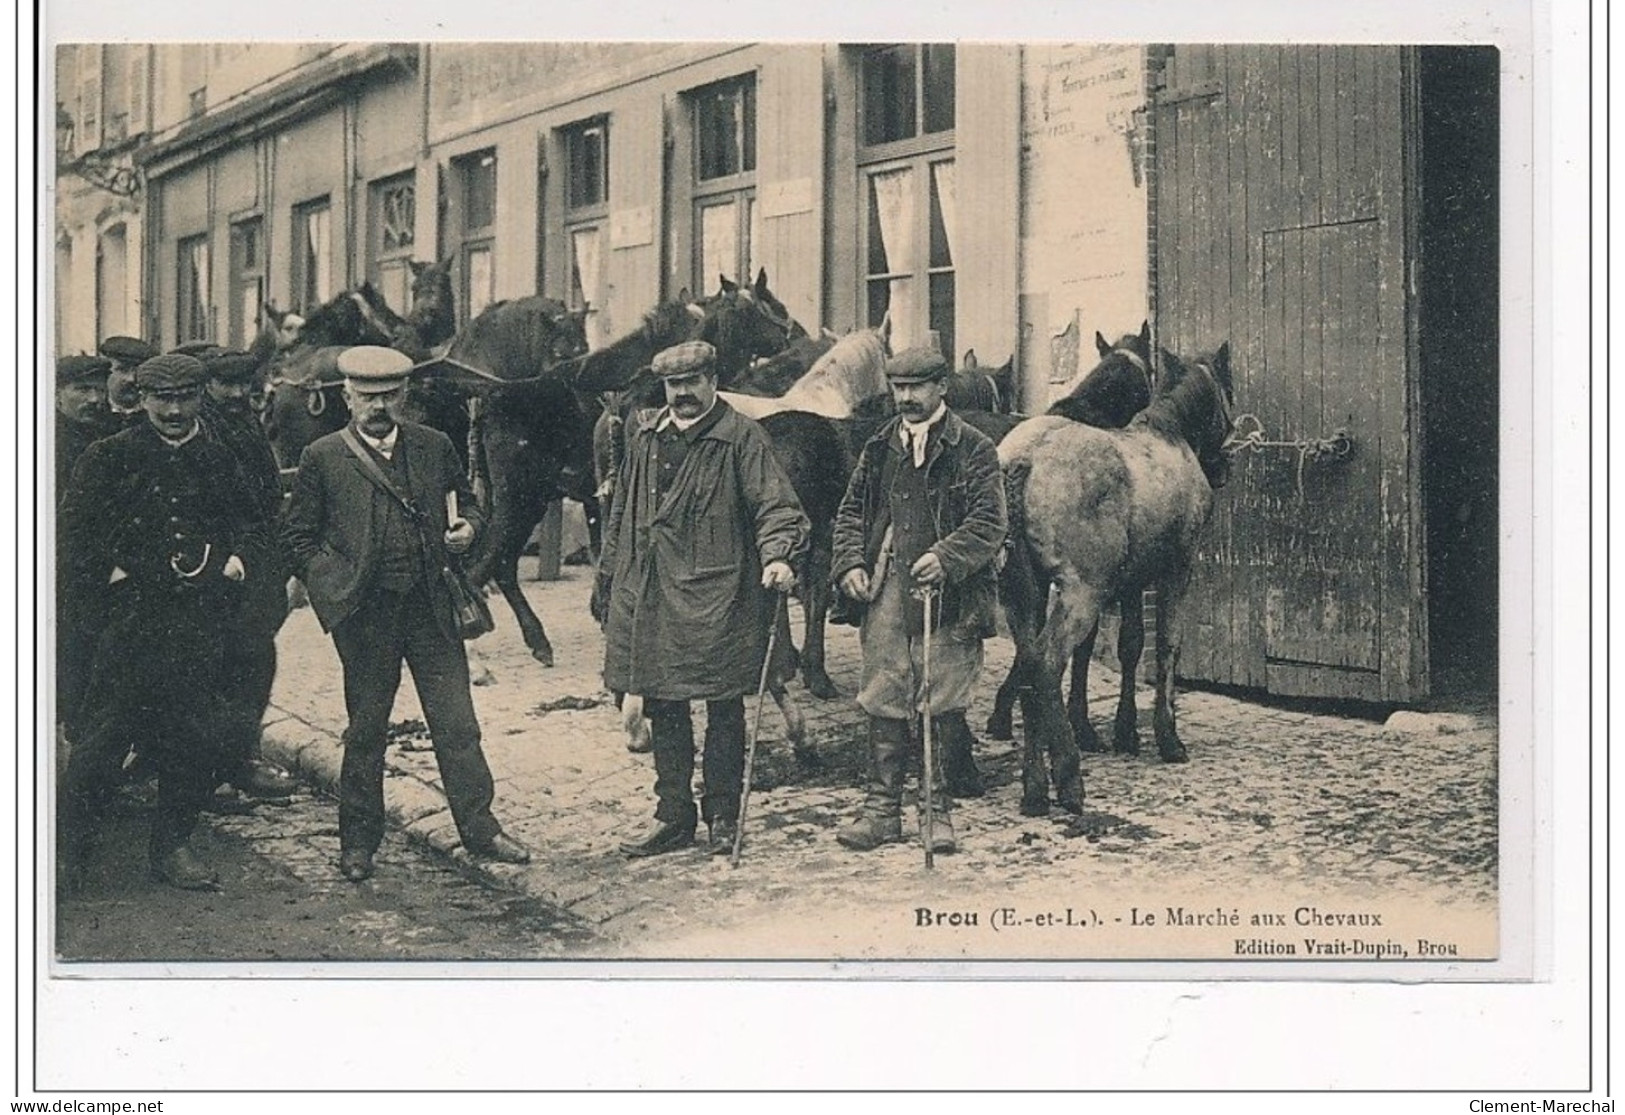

{"left": 998, "top": 461, "right": 1045, "bottom": 635}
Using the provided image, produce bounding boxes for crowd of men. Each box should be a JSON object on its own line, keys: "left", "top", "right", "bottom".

{"left": 54, "top": 329, "right": 1007, "bottom": 893}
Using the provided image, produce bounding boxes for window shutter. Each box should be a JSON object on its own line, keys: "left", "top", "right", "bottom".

{"left": 77, "top": 43, "right": 102, "bottom": 153}
{"left": 754, "top": 48, "right": 825, "bottom": 332}
{"left": 604, "top": 95, "right": 663, "bottom": 338}
{"left": 951, "top": 45, "right": 1021, "bottom": 374}
{"left": 127, "top": 47, "right": 148, "bottom": 136}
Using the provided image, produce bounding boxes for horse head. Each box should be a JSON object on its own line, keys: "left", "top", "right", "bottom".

{"left": 406, "top": 257, "right": 458, "bottom": 349}
{"left": 701, "top": 276, "right": 800, "bottom": 386}
{"left": 1048, "top": 321, "right": 1157, "bottom": 428}
{"left": 1154, "top": 341, "right": 1234, "bottom": 488}
{"left": 571, "top": 295, "right": 707, "bottom": 394}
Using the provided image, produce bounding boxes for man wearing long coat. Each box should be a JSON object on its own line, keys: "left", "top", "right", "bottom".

{"left": 595, "top": 340, "right": 808, "bottom": 857}
{"left": 58, "top": 353, "right": 271, "bottom": 891}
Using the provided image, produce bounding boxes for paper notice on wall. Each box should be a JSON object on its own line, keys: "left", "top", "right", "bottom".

{"left": 610, "top": 206, "right": 655, "bottom": 249}
{"left": 759, "top": 178, "right": 815, "bottom": 219}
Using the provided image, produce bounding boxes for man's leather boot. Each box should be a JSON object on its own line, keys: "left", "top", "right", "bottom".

{"left": 938, "top": 712, "right": 986, "bottom": 799}
{"left": 837, "top": 717, "right": 908, "bottom": 851}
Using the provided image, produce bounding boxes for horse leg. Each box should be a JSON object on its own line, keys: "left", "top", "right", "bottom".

{"left": 1013, "top": 654, "right": 1056, "bottom": 817}
{"left": 800, "top": 543, "right": 839, "bottom": 699}
{"left": 1151, "top": 572, "right": 1191, "bottom": 763}
{"left": 771, "top": 684, "right": 816, "bottom": 767}
{"left": 986, "top": 667, "right": 1019, "bottom": 740}
{"left": 1066, "top": 621, "right": 1102, "bottom": 753}
{"left": 1113, "top": 588, "right": 1145, "bottom": 754}
{"left": 1035, "top": 583, "right": 1098, "bottom": 814}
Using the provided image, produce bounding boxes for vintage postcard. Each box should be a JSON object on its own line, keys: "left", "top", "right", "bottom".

{"left": 28, "top": 0, "right": 1583, "bottom": 1097}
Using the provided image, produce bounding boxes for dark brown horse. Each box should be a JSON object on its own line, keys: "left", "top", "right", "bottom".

{"left": 943, "top": 350, "right": 1018, "bottom": 414}
{"left": 414, "top": 297, "right": 593, "bottom": 666}
{"left": 984, "top": 322, "right": 1155, "bottom": 742}
{"left": 998, "top": 343, "right": 1234, "bottom": 816}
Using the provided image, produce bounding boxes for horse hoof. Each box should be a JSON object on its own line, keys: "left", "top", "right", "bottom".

{"left": 793, "top": 744, "right": 823, "bottom": 771}
{"left": 1077, "top": 730, "right": 1105, "bottom": 754}
{"left": 1113, "top": 728, "right": 1141, "bottom": 756}
{"left": 1159, "top": 741, "right": 1189, "bottom": 763}
{"left": 1056, "top": 791, "right": 1085, "bottom": 816}
{"left": 530, "top": 648, "right": 555, "bottom": 667}
{"left": 985, "top": 713, "right": 1013, "bottom": 741}
{"left": 805, "top": 674, "right": 840, "bottom": 700}
{"left": 1019, "top": 796, "right": 1050, "bottom": 818}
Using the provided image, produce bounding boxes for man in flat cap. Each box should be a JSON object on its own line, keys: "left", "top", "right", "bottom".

{"left": 595, "top": 339, "right": 808, "bottom": 857}
{"left": 830, "top": 346, "right": 1007, "bottom": 854}
{"left": 282, "top": 345, "right": 532, "bottom": 882}
{"left": 98, "top": 336, "right": 158, "bottom": 429}
{"left": 54, "top": 354, "right": 117, "bottom": 743}
{"left": 58, "top": 353, "right": 273, "bottom": 891}
{"left": 198, "top": 349, "right": 299, "bottom": 805}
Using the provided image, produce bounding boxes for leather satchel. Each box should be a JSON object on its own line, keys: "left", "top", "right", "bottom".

{"left": 339, "top": 428, "right": 494, "bottom": 640}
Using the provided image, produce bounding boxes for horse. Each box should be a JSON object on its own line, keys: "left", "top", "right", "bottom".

{"left": 412, "top": 297, "right": 594, "bottom": 667}
{"left": 726, "top": 333, "right": 837, "bottom": 397}
{"left": 996, "top": 342, "right": 1234, "bottom": 817}
{"left": 943, "top": 350, "right": 1018, "bottom": 414}
{"left": 260, "top": 264, "right": 459, "bottom": 470}
{"left": 984, "top": 321, "right": 1156, "bottom": 742}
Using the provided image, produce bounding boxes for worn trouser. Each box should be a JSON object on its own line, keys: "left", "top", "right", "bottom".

{"left": 643, "top": 697, "right": 746, "bottom": 828}
{"left": 856, "top": 563, "right": 983, "bottom": 720}
{"left": 59, "top": 593, "right": 231, "bottom": 868}
{"left": 330, "top": 581, "right": 501, "bottom": 857}
{"left": 215, "top": 575, "right": 290, "bottom": 785}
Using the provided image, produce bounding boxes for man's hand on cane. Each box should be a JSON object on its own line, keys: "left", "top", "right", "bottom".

{"left": 762, "top": 560, "right": 795, "bottom": 593}
{"left": 910, "top": 550, "right": 946, "bottom": 587}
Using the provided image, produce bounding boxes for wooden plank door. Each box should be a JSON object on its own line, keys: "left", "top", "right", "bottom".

{"left": 1152, "top": 43, "right": 1427, "bottom": 702}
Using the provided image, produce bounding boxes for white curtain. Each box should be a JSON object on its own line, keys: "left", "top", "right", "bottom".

{"left": 307, "top": 208, "right": 330, "bottom": 306}
{"left": 466, "top": 246, "right": 494, "bottom": 323}
{"left": 699, "top": 200, "right": 739, "bottom": 293}
{"left": 570, "top": 225, "right": 603, "bottom": 342}
{"left": 931, "top": 160, "right": 957, "bottom": 265}
{"left": 870, "top": 167, "right": 916, "bottom": 349}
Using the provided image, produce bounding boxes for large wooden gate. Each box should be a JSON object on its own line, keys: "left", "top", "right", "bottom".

{"left": 1150, "top": 44, "right": 1428, "bottom": 702}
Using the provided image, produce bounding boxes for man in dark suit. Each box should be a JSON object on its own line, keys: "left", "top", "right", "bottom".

{"left": 199, "top": 350, "right": 299, "bottom": 803}
{"left": 58, "top": 353, "right": 271, "bottom": 891}
{"left": 55, "top": 354, "right": 118, "bottom": 744}
{"left": 281, "top": 346, "right": 532, "bottom": 882}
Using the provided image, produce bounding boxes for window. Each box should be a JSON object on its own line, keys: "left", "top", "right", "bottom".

{"left": 97, "top": 223, "right": 129, "bottom": 340}
{"left": 369, "top": 174, "right": 416, "bottom": 316}
{"left": 861, "top": 43, "right": 955, "bottom": 146}
{"left": 228, "top": 218, "right": 264, "bottom": 348}
{"left": 858, "top": 45, "right": 956, "bottom": 358}
{"left": 689, "top": 75, "right": 758, "bottom": 294}
{"left": 291, "top": 198, "right": 331, "bottom": 314}
{"left": 177, "top": 233, "right": 211, "bottom": 343}
{"left": 558, "top": 121, "right": 608, "bottom": 318}
{"left": 454, "top": 150, "right": 497, "bottom": 323}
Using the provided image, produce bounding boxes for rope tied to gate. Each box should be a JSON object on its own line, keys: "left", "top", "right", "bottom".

{"left": 1222, "top": 412, "right": 1353, "bottom": 503}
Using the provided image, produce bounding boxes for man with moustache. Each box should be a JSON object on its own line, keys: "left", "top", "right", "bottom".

{"left": 198, "top": 350, "right": 300, "bottom": 804}
{"left": 594, "top": 340, "right": 808, "bottom": 857}
{"left": 98, "top": 335, "right": 158, "bottom": 430}
{"left": 831, "top": 347, "right": 1007, "bottom": 854}
{"left": 58, "top": 353, "right": 270, "bottom": 891}
{"left": 281, "top": 346, "right": 532, "bottom": 882}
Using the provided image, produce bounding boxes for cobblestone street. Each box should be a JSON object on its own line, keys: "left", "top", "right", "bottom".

{"left": 257, "top": 562, "right": 1499, "bottom": 962}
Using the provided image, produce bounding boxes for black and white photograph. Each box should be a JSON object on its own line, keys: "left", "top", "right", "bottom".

{"left": 25, "top": 0, "right": 1594, "bottom": 1098}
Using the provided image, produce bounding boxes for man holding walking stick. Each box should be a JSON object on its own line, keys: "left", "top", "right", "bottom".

{"left": 832, "top": 347, "right": 1007, "bottom": 855}
{"left": 596, "top": 341, "right": 808, "bottom": 858}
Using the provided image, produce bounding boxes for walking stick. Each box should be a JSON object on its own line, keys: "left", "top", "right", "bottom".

{"left": 920, "top": 584, "right": 939, "bottom": 871}
{"left": 732, "top": 591, "right": 786, "bottom": 868}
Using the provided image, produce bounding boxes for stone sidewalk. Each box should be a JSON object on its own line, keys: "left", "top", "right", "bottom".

{"left": 261, "top": 566, "right": 1500, "bottom": 961}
